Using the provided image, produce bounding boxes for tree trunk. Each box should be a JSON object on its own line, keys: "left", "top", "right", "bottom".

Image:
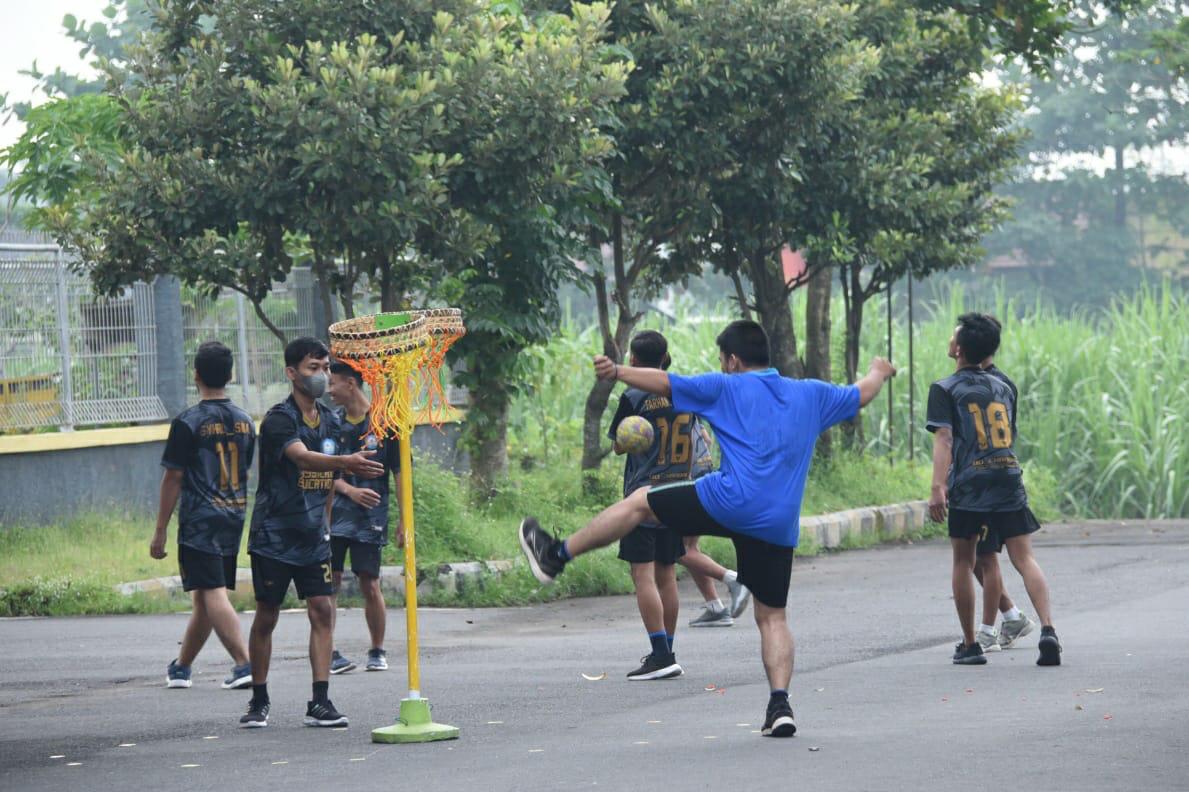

{"left": 466, "top": 379, "right": 509, "bottom": 496}
{"left": 379, "top": 262, "right": 399, "bottom": 313}
{"left": 1113, "top": 144, "right": 1127, "bottom": 228}
{"left": 839, "top": 264, "right": 865, "bottom": 449}
{"left": 580, "top": 214, "right": 641, "bottom": 490}
{"left": 804, "top": 262, "right": 833, "bottom": 455}
{"left": 747, "top": 248, "right": 803, "bottom": 378}
{"left": 729, "top": 267, "right": 753, "bottom": 321}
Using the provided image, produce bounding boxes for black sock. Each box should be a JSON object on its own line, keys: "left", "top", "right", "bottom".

{"left": 1041, "top": 625, "right": 1057, "bottom": 636}
{"left": 647, "top": 631, "right": 668, "bottom": 658}
{"left": 313, "top": 680, "right": 329, "bottom": 703}
{"left": 769, "top": 689, "right": 789, "bottom": 706}
{"left": 252, "top": 683, "right": 269, "bottom": 704}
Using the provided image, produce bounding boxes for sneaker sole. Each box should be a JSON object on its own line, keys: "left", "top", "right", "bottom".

{"left": 730, "top": 594, "right": 752, "bottom": 619}
{"left": 1037, "top": 638, "right": 1061, "bottom": 666}
{"left": 222, "top": 676, "right": 253, "bottom": 690}
{"left": 304, "top": 717, "right": 349, "bottom": 727}
{"left": 366, "top": 664, "right": 388, "bottom": 671}
{"left": 239, "top": 720, "right": 268, "bottom": 729}
{"left": 627, "top": 664, "right": 683, "bottom": 681}
{"left": 518, "top": 519, "right": 556, "bottom": 584}
{"left": 953, "top": 656, "right": 988, "bottom": 665}
{"left": 330, "top": 664, "right": 356, "bottom": 675}
{"left": 166, "top": 678, "right": 192, "bottom": 689}
{"left": 978, "top": 642, "right": 1002, "bottom": 653}
{"left": 762, "top": 716, "right": 797, "bottom": 738}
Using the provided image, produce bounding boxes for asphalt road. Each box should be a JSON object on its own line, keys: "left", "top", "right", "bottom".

{"left": 2, "top": 521, "right": 1187, "bottom": 792}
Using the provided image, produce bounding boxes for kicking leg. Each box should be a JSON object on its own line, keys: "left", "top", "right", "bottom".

{"left": 520, "top": 487, "right": 656, "bottom": 582}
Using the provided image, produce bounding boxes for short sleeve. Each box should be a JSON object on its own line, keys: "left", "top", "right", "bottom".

{"left": 261, "top": 410, "right": 301, "bottom": 462}
{"left": 669, "top": 372, "right": 727, "bottom": 415}
{"left": 161, "top": 418, "right": 193, "bottom": 469}
{"left": 607, "top": 393, "right": 632, "bottom": 440}
{"left": 808, "top": 381, "right": 860, "bottom": 432}
{"left": 925, "top": 383, "right": 953, "bottom": 433}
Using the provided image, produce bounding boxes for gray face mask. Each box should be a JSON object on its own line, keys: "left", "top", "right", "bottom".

{"left": 298, "top": 371, "right": 328, "bottom": 399}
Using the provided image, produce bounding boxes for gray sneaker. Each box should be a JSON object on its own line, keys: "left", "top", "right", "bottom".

{"left": 976, "top": 629, "right": 1002, "bottom": 653}
{"left": 726, "top": 578, "right": 752, "bottom": 618}
{"left": 999, "top": 614, "right": 1037, "bottom": 649}
{"left": 365, "top": 649, "right": 388, "bottom": 671}
{"left": 330, "top": 650, "right": 356, "bottom": 675}
{"left": 688, "top": 605, "right": 734, "bottom": 628}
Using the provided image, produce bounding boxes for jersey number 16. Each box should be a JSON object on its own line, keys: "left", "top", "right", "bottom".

{"left": 655, "top": 415, "right": 692, "bottom": 465}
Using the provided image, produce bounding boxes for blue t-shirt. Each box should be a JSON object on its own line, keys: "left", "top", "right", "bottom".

{"left": 669, "top": 369, "right": 860, "bottom": 547}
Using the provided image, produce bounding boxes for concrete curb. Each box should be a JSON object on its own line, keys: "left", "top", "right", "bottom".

{"left": 114, "top": 501, "right": 932, "bottom": 601}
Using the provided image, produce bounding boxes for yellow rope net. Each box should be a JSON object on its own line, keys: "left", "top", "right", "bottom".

{"left": 328, "top": 309, "right": 466, "bottom": 440}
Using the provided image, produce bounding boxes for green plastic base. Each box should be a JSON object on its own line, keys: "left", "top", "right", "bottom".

{"left": 371, "top": 697, "right": 459, "bottom": 744}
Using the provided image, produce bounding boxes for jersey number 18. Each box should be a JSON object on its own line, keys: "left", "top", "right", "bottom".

{"left": 966, "top": 402, "right": 1012, "bottom": 450}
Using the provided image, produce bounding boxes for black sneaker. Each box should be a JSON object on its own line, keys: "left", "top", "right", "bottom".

{"left": 626, "top": 652, "right": 683, "bottom": 681}
{"left": 1037, "top": 626, "right": 1062, "bottom": 666}
{"left": 239, "top": 697, "right": 269, "bottom": 728}
{"left": 762, "top": 698, "right": 797, "bottom": 738}
{"left": 304, "top": 699, "right": 348, "bottom": 728}
{"left": 518, "top": 517, "right": 565, "bottom": 584}
{"left": 953, "top": 641, "right": 988, "bottom": 665}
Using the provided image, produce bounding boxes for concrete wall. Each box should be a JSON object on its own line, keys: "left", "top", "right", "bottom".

{"left": 0, "top": 422, "right": 468, "bottom": 526}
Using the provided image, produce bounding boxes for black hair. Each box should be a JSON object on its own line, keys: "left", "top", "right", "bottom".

{"left": 715, "top": 320, "right": 770, "bottom": 367}
{"left": 981, "top": 314, "right": 1002, "bottom": 356}
{"left": 629, "top": 330, "right": 671, "bottom": 370}
{"left": 955, "top": 313, "right": 1001, "bottom": 364}
{"left": 284, "top": 336, "right": 329, "bottom": 368}
{"left": 194, "top": 340, "right": 233, "bottom": 389}
{"left": 329, "top": 360, "right": 363, "bottom": 386}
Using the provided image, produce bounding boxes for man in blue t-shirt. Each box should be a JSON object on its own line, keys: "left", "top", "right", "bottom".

{"left": 519, "top": 320, "right": 895, "bottom": 739}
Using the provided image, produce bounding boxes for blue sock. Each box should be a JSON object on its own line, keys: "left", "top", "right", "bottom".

{"left": 557, "top": 540, "right": 572, "bottom": 562}
{"left": 648, "top": 631, "right": 668, "bottom": 658}
{"left": 666, "top": 633, "right": 675, "bottom": 653}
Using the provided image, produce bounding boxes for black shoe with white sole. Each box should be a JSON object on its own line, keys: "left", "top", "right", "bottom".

{"left": 1037, "top": 626, "right": 1062, "bottom": 666}
{"left": 519, "top": 517, "right": 566, "bottom": 584}
{"left": 626, "top": 652, "right": 683, "bottom": 681}
{"left": 952, "top": 641, "right": 988, "bottom": 665}
{"left": 239, "top": 697, "right": 269, "bottom": 728}
{"left": 304, "top": 699, "right": 348, "bottom": 728}
{"left": 762, "top": 698, "right": 797, "bottom": 738}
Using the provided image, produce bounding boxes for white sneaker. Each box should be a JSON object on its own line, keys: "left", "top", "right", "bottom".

{"left": 688, "top": 605, "right": 734, "bottom": 627}
{"left": 726, "top": 579, "right": 752, "bottom": 618}
{"left": 976, "top": 629, "right": 1002, "bottom": 653}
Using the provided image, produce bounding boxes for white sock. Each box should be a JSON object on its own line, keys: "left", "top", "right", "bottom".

{"left": 723, "top": 570, "right": 738, "bottom": 584}
{"left": 706, "top": 598, "right": 725, "bottom": 613}
{"left": 1003, "top": 606, "right": 1022, "bottom": 621}
{"left": 979, "top": 623, "right": 997, "bottom": 636}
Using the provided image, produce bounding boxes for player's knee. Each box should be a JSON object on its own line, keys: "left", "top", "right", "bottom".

{"left": 359, "top": 575, "right": 382, "bottom": 598}
{"left": 306, "top": 597, "right": 333, "bottom": 626}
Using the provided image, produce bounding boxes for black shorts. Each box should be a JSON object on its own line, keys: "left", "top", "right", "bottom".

{"left": 330, "top": 536, "right": 383, "bottom": 578}
{"left": 178, "top": 545, "right": 238, "bottom": 592}
{"left": 618, "top": 523, "right": 686, "bottom": 565}
{"left": 949, "top": 507, "right": 1041, "bottom": 555}
{"left": 249, "top": 553, "right": 334, "bottom": 606}
{"left": 647, "top": 481, "right": 795, "bottom": 608}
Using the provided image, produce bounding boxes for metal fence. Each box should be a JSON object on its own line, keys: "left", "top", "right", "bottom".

{"left": 0, "top": 244, "right": 167, "bottom": 430}
{"left": 1, "top": 240, "right": 320, "bottom": 431}
{"left": 182, "top": 272, "right": 318, "bottom": 416}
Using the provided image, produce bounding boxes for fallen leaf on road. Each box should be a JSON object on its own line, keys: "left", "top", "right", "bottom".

{"left": 705, "top": 685, "right": 717, "bottom": 691}
{"left": 1075, "top": 705, "right": 1084, "bottom": 711}
{"left": 815, "top": 688, "right": 825, "bottom": 692}
{"left": 1085, "top": 688, "right": 1104, "bottom": 694}
{"left": 1104, "top": 714, "right": 1114, "bottom": 721}
{"left": 941, "top": 697, "right": 949, "bottom": 702}
{"left": 965, "top": 688, "right": 974, "bottom": 694}
{"left": 581, "top": 672, "right": 606, "bottom": 681}
{"left": 809, "top": 747, "right": 821, "bottom": 752}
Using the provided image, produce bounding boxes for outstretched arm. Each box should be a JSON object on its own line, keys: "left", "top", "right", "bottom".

{"left": 593, "top": 355, "right": 672, "bottom": 398}
{"left": 856, "top": 357, "right": 896, "bottom": 407}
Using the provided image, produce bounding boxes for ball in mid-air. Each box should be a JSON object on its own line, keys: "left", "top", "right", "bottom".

{"left": 616, "top": 415, "right": 655, "bottom": 455}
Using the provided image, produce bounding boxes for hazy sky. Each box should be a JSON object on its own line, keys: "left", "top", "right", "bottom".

{"left": 0, "top": 0, "right": 107, "bottom": 150}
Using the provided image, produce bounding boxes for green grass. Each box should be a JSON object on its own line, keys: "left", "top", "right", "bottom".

{"left": 0, "top": 449, "right": 939, "bottom": 615}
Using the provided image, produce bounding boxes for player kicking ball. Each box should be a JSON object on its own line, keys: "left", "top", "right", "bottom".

{"left": 607, "top": 331, "right": 717, "bottom": 680}
{"left": 152, "top": 341, "right": 255, "bottom": 691}
{"left": 326, "top": 361, "right": 400, "bottom": 674}
{"left": 519, "top": 320, "right": 894, "bottom": 736}
{"left": 240, "top": 338, "right": 385, "bottom": 729}
{"left": 926, "top": 314, "right": 1061, "bottom": 667}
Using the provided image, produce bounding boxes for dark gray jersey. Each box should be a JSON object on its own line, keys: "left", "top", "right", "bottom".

{"left": 330, "top": 409, "right": 399, "bottom": 545}
{"left": 608, "top": 387, "right": 714, "bottom": 499}
{"left": 249, "top": 395, "right": 341, "bottom": 566}
{"left": 161, "top": 399, "right": 256, "bottom": 556}
{"left": 926, "top": 367, "right": 1027, "bottom": 512}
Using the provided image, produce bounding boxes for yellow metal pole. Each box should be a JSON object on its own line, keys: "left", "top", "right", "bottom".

{"left": 398, "top": 419, "right": 420, "bottom": 697}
